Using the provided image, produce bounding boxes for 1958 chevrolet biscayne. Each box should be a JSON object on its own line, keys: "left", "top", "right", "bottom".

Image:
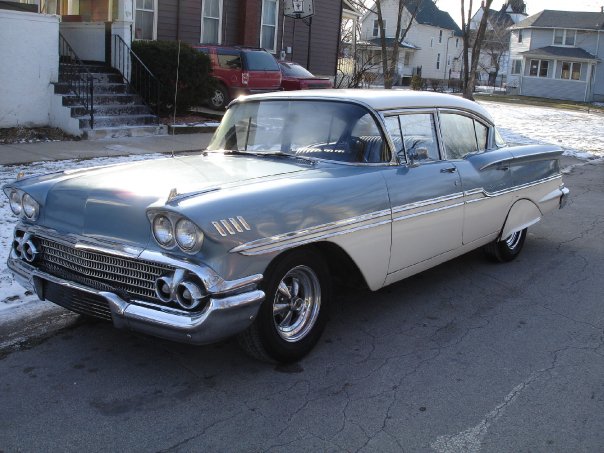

{"left": 4, "top": 90, "right": 569, "bottom": 362}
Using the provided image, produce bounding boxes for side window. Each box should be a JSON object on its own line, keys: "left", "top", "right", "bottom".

{"left": 475, "top": 120, "right": 488, "bottom": 151}
{"left": 217, "top": 50, "right": 242, "bottom": 69}
{"left": 440, "top": 113, "right": 478, "bottom": 159}
{"left": 350, "top": 113, "right": 386, "bottom": 163}
{"left": 384, "top": 117, "right": 404, "bottom": 158}
{"left": 399, "top": 113, "right": 440, "bottom": 161}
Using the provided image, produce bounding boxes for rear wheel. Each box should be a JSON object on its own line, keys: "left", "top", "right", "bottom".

{"left": 484, "top": 228, "right": 527, "bottom": 262}
{"left": 238, "top": 249, "right": 331, "bottom": 363}
{"left": 209, "top": 85, "right": 229, "bottom": 110}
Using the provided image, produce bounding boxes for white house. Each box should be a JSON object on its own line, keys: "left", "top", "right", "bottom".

{"left": 507, "top": 9, "right": 604, "bottom": 102}
{"left": 359, "top": 0, "right": 462, "bottom": 83}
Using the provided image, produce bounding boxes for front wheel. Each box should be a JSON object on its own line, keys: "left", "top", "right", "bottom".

{"left": 209, "top": 85, "right": 229, "bottom": 110}
{"left": 238, "top": 249, "right": 331, "bottom": 363}
{"left": 484, "top": 228, "right": 527, "bottom": 262}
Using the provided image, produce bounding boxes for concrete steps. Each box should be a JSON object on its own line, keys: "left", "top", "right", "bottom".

{"left": 55, "top": 62, "right": 163, "bottom": 139}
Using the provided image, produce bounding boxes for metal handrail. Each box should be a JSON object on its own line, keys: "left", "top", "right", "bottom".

{"left": 58, "top": 33, "right": 94, "bottom": 129}
{"left": 112, "top": 35, "right": 161, "bottom": 122}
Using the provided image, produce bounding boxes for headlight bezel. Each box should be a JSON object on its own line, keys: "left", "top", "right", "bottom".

{"left": 5, "top": 188, "right": 40, "bottom": 221}
{"left": 148, "top": 211, "right": 204, "bottom": 254}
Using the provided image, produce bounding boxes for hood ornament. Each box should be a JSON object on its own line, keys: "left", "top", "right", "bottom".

{"left": 167, "top": 188, "right": 179, "bottom": 202}
{"left": 16, "top": 171, "right": 25, "bottom": 180}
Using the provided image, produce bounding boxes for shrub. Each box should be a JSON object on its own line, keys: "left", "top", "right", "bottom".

{"left": 132, "top": 40, "right": 214, "bottom": 114}
{"left": 411, "top": 75, "right": 424, "bottom": 91}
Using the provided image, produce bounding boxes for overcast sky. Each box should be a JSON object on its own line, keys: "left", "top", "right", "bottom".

{"left": 437, "top": 0, "right": 604, "bottom": 27}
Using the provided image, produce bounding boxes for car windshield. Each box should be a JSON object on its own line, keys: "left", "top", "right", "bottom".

{"left": 244, "top": 51, "right": 279, "bottom": 71}
{"left": 280, "top": 62, "right": 314, "bottom": 78}
{"left": 207, "top": 100, "right": 387, "bottom": 163}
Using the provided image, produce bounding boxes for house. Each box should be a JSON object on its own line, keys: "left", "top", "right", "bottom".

{"left": 469, "top": 0, "right": 527, "bottom": 85}
{"left": 0, "top": 0, "right": 344, "bottom": 138}
{"left": 358, "top": 0, "right": 462, "bottom": 84}
{"left": 507, "top": 9, "right": 604, "bottom": 102}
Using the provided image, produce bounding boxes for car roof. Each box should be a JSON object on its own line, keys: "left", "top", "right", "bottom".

{"left": 237, "top": 89, "right": 494, "bottom": 123}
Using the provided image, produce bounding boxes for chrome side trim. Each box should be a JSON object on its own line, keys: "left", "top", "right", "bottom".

{"left": 391, "top": 192, "right": 464, "bottom": 215}
{"left": 464, "top": 174, "right": 562, "bottom": 202}
{"left": 231, "top": 176, "right": 562, "bottom": 256}
{"left": 230, "top": 209, "right": 391, "bottom": 256}
{"left": 393, "top": 202, "right": 464, "bottom": 223}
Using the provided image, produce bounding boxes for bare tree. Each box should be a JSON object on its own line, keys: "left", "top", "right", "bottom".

{"left": 336, "top": 15, "right": 383, "bottom": 88}
{"left": 477, "top": 19, "right": 510, "bottom": 85}
{"left": 460, "top": 0, "right": 494, "bottom": 100}
{"left": 350, "top": 0, "right": 421, "bottom": 89}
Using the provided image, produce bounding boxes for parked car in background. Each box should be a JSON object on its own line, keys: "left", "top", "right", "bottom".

{"left": 194, "top": 45, "right": 281, "bottom": 109}
{"left": 4, "top": 91, "right": 569, "bottom": 363}
{"left": 278, "top": 61, "right": 333, "bottom": 90}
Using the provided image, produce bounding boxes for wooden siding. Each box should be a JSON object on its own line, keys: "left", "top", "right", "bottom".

{"left": 522, "top": 76, "right": 587, "bottom": 102}
{"left": 157, "top": 0, "right": 341, "bottom": 76}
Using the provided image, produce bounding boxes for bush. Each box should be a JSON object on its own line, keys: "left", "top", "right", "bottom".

{"left": 411, "top": 75, "right": 425, "bottom": 91}
{"left": 132, "top": 40, "right": 214, "bottom": 114}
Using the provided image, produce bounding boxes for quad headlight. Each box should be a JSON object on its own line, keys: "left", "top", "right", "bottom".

{"left": 175, "top": 219, "right": 198, "bottom": 251}
{"left": 5, "top": 189, "right": 40, "bottom": 221}
{"left": 152, "top": 215, "right": 174, "bottom": 247}
{"left": 149, "top": 212, "right": 203, "bottom": 254}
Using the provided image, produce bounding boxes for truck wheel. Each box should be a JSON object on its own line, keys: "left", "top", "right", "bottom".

{"left": 209, "top": 85, "right": 229, "bottom": 110}
{"left": 484, "top": 228, "right": 527, "bottom": 262}
{"left": 238, "top": 249, "right": 331, "bottom": 363}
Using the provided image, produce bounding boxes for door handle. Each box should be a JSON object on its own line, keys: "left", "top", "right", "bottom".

{"left": 440, "top": 167, "right": 457, "bottom": 173}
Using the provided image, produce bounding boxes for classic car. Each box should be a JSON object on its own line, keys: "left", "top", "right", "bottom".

{"left": 4, "top": 90, "right": 569, "bottom": 363}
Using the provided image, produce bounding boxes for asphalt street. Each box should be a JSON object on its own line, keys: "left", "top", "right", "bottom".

{"left": 1, "top": 158, "right": 603, "bottom": 452}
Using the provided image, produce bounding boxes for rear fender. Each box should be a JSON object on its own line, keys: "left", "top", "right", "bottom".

{"left": 500, "top": 199, "right": 541, "bottom": 240}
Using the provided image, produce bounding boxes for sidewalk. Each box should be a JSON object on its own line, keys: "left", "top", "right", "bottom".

{"left": 0, "top": 132, "right": 214, "bottom": 165}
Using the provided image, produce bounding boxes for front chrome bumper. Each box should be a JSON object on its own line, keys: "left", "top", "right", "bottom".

{"left": 8, "top": 255, "right": 265, "bottom": 345}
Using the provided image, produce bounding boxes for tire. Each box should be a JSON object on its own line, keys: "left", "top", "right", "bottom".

{"left": 484, "top": 228, "right": 527, "bottom": 262}
{"left": 209, "top": 85, "right": 229, "bottom": 110}
{"left": 238, "top": 248, "right": 331, "bottom": 363}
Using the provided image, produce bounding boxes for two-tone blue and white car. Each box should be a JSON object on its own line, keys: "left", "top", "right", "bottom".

{"left": 4, "top": 90, "right": 569, "bottom": 362}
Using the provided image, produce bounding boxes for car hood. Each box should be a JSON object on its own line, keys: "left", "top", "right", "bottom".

{"left": 21, "top": 153, "right": 311, "bottom": 245}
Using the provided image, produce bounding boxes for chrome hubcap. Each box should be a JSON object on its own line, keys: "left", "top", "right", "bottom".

{"left": 211, "top": 90, "right": 224, "bottom": 106}
{"left": 504, "top": 231, "right": 522, "bottom": 249}
{"left": 272, "top": 265, "right": 321, "bottom": 342}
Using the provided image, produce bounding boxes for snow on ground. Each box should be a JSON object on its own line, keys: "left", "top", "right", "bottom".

{"left": 0, "top": 154, "right": 164, "bottom": 314}
{"left": 0, "top": 101, "right": 602, "bottom": 318}
{"left": 480, "top": 101, "right": 604, "bottom": 159}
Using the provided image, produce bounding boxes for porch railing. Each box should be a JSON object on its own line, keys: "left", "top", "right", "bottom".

{"left": 112, "top": 35, "right": 160, "bottom": 121}
{"left": 59, "top": 33, "right": 94, "bottom": 129}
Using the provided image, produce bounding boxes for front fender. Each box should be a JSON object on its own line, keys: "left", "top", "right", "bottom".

{"left": 500, "top": 199, "right": 541, "bottom": 240}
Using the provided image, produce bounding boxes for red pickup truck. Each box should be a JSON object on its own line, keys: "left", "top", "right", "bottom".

{"left": 194, "top": 45, "right": 282, "bottom": 110}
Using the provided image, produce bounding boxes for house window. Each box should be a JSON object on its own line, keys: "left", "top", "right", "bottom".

{"left": 439, "top": 30, "right": 443, "bottom": 43}
{"left": 430, "top": 37, "right": 434, "bottom": 47}
{"left": 260, "top": 0, "right": 278, "bottom": 52}
{"left": 201, "top": 0, "right": 222, "bottom": 44}
{"left": 554, "top": 29, "right": 576, "bottom": 46}
{"left": 511, "top": 59, "right": 522, "bottom": 75}
{"left": 373, "top": 20, "right": 385, "bottom": 37}
{"left": 404, "top": 52, "right": 410, "bottom": 66}
{"left": 455, "top": 38, "right": 459, "bottom": 48}
{"left": 436, "top": 53, "right": 440, "bottom": 70}
{"left": 135, "top": 0, "right": 156, "bottom": 40}
{"left": 529, "top": 59, "right": 550, "bottom": 77}
{"left": 561, "top": 61, "right": 581, "bottom": 80}
{"left": 518, "top": 30, "right": 523, "bottom": 43}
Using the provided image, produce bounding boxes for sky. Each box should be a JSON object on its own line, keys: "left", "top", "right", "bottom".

{"left": 437, "top": 0, "right": 604, "bottom": 27}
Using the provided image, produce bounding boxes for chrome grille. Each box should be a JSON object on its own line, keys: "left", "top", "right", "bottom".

{"left": 37, "top": 237, "right": 175, "bottom": 302}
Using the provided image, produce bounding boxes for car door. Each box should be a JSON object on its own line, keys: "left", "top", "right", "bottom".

{"left": 382, "top": 112, "right": 464, "bottom": 275}
{"left": 437, "top": 111, "right": 514, "bottom": 244}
